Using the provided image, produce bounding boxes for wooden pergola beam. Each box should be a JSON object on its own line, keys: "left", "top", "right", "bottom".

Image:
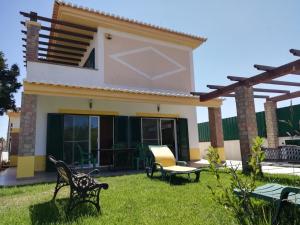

{"left": 227, "top": 75, "right": 300, "bottom": 87}
{"left": 22, "top": 30, "right": 90, "bottom": 46}
{"left": 22, "top": 38, "right": 86, "bottom": 52}
{"left": 290, "top": 49, "right": 300, "bottom": 57}
{"left": 190, "top": 92, "right": 269, "bottom": 99}
{"left": 200, "top": 58, "right": 300, "bottom": 101}
{"left": 20, "top": 11, "right": 97, "bottom": 32}
{"left": 38, "top": 53, "right": 80, "bottom": 62}
{"left": 268, "top": 90, "right": 300, "bottom": 102}
{"left": 23, "top": 50, "right": 81, "bottom": 61}
{"left": 37, "top": 47, "right": 84, "bottom": 57}
{"left": 38, "top": 58, "right": 78, "bottom": 66}
{"left": 207, "top": 84, "right": 290, "bottom": 94}
{"left": 254, "top": 64, "right": 300, "bottom": 75}
{"left": 21, "top": 21, "right": 93, "bottom": 40}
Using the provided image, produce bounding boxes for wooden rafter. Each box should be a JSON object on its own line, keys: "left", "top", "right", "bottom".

{"left": 38, "top": 58, "right": 78, "bottom": 66}
{"left": 22, "top": 30, "right": 90, "bottom": 46}
{"left": 200, "top": 58, "right": 300, "bottom": 101}
{"left": 227, "top": 76, "right": 300, "bottom": 87}
{"left": 21, "top": 21, "right": 93, "bottom": 40}
{"left": 290, "top": 49, "right": 300, "bottom": 57}
{"left": 37, "top": 47, "right": 84, "bottom": 57}
{"left": 254, "top": 64, "right": 300, "bottom": 75}
{"left": 22, "top": 38, "right": 86, "bottom": 52}
{"left": 268, "top": 90, "right": 300, "bottom": 102}
{"left": 190, "top": 92, "right": 269, "bottom": 99}
{"left": 20, "top": 11, "right": 97, "bottom": 32}
{"left": 207, "top": 84, "right": 290, "bottom": 94}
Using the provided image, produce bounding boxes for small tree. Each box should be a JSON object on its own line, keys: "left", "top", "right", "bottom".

{"left": 278, "top": 100, "right": 300, "bottom": 138}
{"left": 0, "top": 51, "right": 21, "bottom": 115}
{"left": 207, "top": 137, "right": 267, "bottom": 225}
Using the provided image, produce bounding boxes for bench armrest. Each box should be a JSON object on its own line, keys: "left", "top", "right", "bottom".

{"left": 154, "top": 162, "right": 163, "bottom": 170}
{"left": 176, "top": 161, "right": 187, "bottom": 166}
{"left": 87, "top": 169, "right": 99, "bottom": 175}
{"left": 281, "top": 186, "right": 300, "bottom": 200}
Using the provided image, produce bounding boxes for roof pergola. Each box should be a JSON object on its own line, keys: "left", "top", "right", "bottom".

{"left": 192, "top": 49, "right": 300, "bottom": 102}
{"left": 21, "top": 11, "right": 97, "bottom": 67}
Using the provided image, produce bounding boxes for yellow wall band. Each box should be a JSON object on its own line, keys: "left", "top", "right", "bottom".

{"left": 136, "top": 112, "right": 179, "bottom": 118}
{"left": 34, "top": 156, "right": 46, "bottom": 172}
{"left": 9, "top": 155, "right": 18, "bottom": 167}
{"left": 190, "top": 148, "right": 201, "bottom": 160}
{"left": 216, "top": 147, "right": 226, "bottom": 161}
{"left": 11, "top": 128, "right": 20, "bottom": 133}
{"left": 59, "top": 108, "right": 119, "bottom": 115}
{"left": 16, "top": 156, "right": 35, "bottom": 178}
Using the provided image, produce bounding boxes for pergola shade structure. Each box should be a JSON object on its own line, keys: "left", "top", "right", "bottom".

{"left": 192, "top": 49, "right": 300, "bottom": 172}
{"left": 20, "top": 11, "right": 97, "bottom": 67}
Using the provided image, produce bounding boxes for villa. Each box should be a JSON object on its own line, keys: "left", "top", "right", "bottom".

{"left": 16, "top": 1, "right": 222, "bottom": 178}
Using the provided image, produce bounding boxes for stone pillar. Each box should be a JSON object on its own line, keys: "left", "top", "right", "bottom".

{"left": 264, "top": 101, "right": 279, "bottom": 148}
{"left": 235, "top": 86, "right": 258, "bottom": 172}
{"left": 25, "top": 18, "right": 40, "bottom": 61}
{"left": 17, "top": 94, "right": 37, "bottom": 178}
{"left": 208, "top": 107, "right": 225, "bottom": 161}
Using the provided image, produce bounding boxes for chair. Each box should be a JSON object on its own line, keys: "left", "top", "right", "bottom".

{"left": 234, "top": 183, "right": 300, "bottom": 224}
{"left": 134, "top": 143, "right": 150, "bottom": 170}
{"left": 48, "top": 155, "right": 108, "bottom": 212}
{"left": 146, "top": 145, "right": 201, "bottom": 183}
{"left": 77, "top": 144, "right": 97, "bottom": 169}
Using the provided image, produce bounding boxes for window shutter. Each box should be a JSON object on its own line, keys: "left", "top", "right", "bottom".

{"left": 176, "top": 118, "right": 190, "bottom": 161}
{"left": 46, "top": 113, "right": 64, "bottom": 171}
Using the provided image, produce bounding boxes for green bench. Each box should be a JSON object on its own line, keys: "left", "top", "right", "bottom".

{"left": 234, "top": 183, "right": 300, "bottom": 224}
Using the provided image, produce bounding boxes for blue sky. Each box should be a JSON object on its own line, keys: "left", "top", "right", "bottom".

{"left": 0, "top": 0, "right": 299, "bottom": 138}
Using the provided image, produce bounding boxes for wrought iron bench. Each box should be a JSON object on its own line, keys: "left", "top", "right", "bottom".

{"left": 48, "top": 155, "right": 109, "bottom": 212}
{"left": 263, "top": 145, "right": 300, "bottom": 163}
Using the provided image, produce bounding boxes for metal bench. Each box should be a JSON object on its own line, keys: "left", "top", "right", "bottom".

{"left": 263, "top": 145, "right": 300, "bottom": 163}
{"left": 48, "top": 155, "right": 109, "bottom": 212}
{"left": 234, "top": 183, "right": 300, "bottom": 224}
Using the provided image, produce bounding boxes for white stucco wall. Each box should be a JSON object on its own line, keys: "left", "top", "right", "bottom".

{"left": 26, "top": 61, "right": 103, "bottom": 88}
{"left": 199, "top": 140, "right": 242, "bottom": 160}
{"left": 199, "top": 137, "right": 300, "bottom": 161}
{"left": 35, "top": 95, "right": 199, "bottom": 156}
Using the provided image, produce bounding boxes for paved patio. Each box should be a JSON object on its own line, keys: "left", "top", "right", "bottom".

{"left": 1, "top": 160, "right": 300, "bottom": 187}
{"left": 195, "top": 159, "right": 300, "bottom": 175}
{"left": 0, "top": 167, "right": 142, "bottom": 187}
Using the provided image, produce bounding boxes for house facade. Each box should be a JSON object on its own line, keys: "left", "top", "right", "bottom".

{"left": 17, "top": 1, "right": 222, "bottom": 178}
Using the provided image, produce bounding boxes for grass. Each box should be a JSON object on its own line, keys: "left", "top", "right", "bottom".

{"left": 0, "top": 170, "right": 299, "bottom": 225}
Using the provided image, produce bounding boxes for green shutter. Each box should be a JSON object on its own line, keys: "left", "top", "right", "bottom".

{"left": 129, "top": 117, "right": 141, "bottom": 148}
{"left": 177, "top": 118, "right": 190, "bottom": 161}
{"left": 46, "top": 113, "right": 64, "bottom": 171}
{"left": 114, "top": 116, "right": 129, "bottom": 148}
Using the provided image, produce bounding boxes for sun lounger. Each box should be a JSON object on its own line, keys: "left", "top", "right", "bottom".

{"left": 146, "top": 145, "right": 201, "bottom": 183}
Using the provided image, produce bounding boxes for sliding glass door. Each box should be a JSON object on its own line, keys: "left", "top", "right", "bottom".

{"left": 161, "top": 119, "right": 177, "bottom": 158}
{"left": 63, "top": 115, "right": 89, "bottom": 165}
{"left": 141, "top": 118, "right": 178, "bottom": 159}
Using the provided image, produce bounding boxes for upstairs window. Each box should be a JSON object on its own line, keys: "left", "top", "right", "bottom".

{"left": 83, "top": 48, "right": 95, "bottom": 69}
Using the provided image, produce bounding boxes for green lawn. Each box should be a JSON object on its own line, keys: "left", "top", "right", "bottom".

{"left": 0, "top": 170, "right": 298, "bottom": 225}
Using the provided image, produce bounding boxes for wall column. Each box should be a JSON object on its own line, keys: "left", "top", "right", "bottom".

{"left": 235, "top": 86, "right": 258, "bottom": 172}
{"left": 208, "top": 107, "right": 225, "bottom": 161}
{"left": 264, "top": 100, "right": 279, "bottom": 148}
{"left": 25, "top": 13, "right": 40, "bottom": 61}
{"left": 17, "top": 94, "right": 37, "bottom": 178}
